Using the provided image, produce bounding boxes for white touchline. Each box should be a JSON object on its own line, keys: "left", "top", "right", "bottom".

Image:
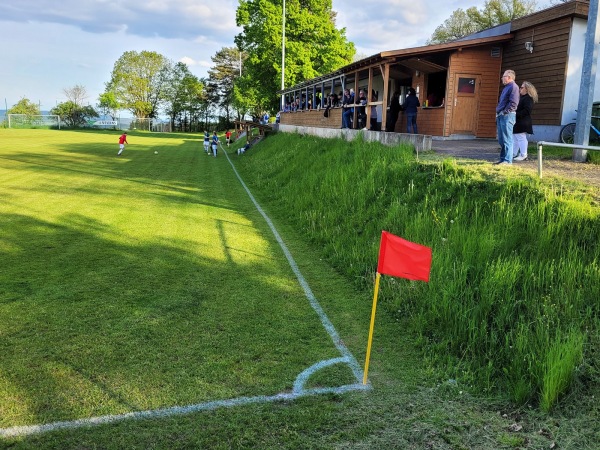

{"left": 222, "top": 143, "right": 364, "bottom": 381}
{"left": 0, "top": 143, "right": 369, "bottom": 439}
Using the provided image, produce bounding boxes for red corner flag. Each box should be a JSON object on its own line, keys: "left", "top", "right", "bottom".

{"left": 377, "top": 231, "right": 432, "bottom": 282}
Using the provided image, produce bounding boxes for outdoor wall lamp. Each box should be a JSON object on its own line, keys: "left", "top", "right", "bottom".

{"left": 525, "top": 41, "right": 534, "bottom": 53}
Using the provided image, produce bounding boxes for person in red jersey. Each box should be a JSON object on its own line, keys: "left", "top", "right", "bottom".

{"left": 117, "top": 132, "right": 128, "bottom": 156}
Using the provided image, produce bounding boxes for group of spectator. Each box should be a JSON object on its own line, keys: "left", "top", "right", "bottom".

{"left": 340, "top": 88, "right": 381, "bottom": 130}
{"left": 280, "top": 86, "right": 426, "bottom": 134}
{"left": 277, "top": 71, "right": 539, "bottom": 148}
{"left": 283, "top": 90, "right": 357, "bottom": 114}
{"left": 283, "top": 94, "right": 318, "bottom": 112}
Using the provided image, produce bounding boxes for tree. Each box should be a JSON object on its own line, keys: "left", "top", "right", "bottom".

{"left": 470, "top": 0, "right": 538, "bottom": 29}
{"left": 63, "top": 85, "right": 88, "bottom": 107}
{"left": 8, "top": 98, "right": 40, "bottom": 116}
{"left": 428, "top": 0, "right": 538, "bottom": 44}
{"left": 105, "top": 50, "right": 172, "bottom": 118}
{"left": 51, "top": 101, "right": 98, "bottom": 128}
{"left": 231, "top": 81, "right": 252, "bottom": 122}
{"left": 232, "top": 76, "right": 261, "bottom": 121}
{"left": 235, "top": 0, "right": 355, "bottom": 111}
{"left": 207, "top": 47, "right": 245, "bottom": 125}
{"left": 353, "top": 52, "right": 370, "bottom": 62}
{"left": 97, "top": 92, "right": 120, "bottom": 120}
{"left": 427, "top": 9, "right": 480, "bottom": 44}
{"left": 197, "top": 77, "right": 217, "bottom": 131}
{"left": 164, "top": 62, "right": 206, "bottom": 132}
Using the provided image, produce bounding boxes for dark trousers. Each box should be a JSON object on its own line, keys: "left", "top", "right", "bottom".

{"left": 370, "top": 118, "right": 380, "bottom": 131}
{"left": 386, "top": 113, "right": 399, "bottom": 132}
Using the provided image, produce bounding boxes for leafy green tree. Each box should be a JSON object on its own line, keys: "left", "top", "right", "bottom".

{"left": 97, "top": 92, "right": 120, "bottom": 120}
{"left": 428, "top": 0, "right": 538, "bottom": 44}
{"left": 197, "top": 77, "right": 217, "bottom": 131}
{"left": 470, "top": 0, "right": 537, "bottom": 29}
{"left": 51, "top": 101, "right": 98, "bottom": 128}
{"left": 427, "top": 8, "right": 480, "bottom": 44}
{"left": 8, "top": 98, "right": 40, "bottom": 116}
{"left": 235, "top": 0, "right": 355, "bottom": 111}
{"left": 105, "top": 50, "right": 172, "bottom": 119}
{"left": 232, "top": 76, "right": 261, "bottom": 121}
{"left": 207, "top": 47, "right": 245, "bottom": 124}
{"left": 232, "top": 82, "right": 252, "bottom": 122}
{"left": 164, "top": 62, "right": 206, "bottom": 132}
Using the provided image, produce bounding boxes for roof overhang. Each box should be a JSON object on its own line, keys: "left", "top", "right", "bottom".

{"left": 280, "top": 34, "right": 513, "bottom": 94}
{"left": 393, "top": 58, "right": 447, "bottom": 74}
{"left": 380, "top": 34, "right": 514, "bottom": 59}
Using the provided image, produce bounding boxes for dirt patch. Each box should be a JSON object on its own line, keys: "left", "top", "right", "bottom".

{"left": 523, "top": 158, "right": 600, "bottom": 190}
{"left": 431, "top": 139, "right": 600, "bottom": 201}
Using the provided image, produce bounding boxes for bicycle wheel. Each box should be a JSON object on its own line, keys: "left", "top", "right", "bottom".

{"left": 560, "top": 123, "right": 576, "bottom": 144}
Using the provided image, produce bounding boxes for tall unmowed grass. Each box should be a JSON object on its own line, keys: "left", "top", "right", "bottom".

{"left": 235, "top": 132, "right": 600, "bottom": 410}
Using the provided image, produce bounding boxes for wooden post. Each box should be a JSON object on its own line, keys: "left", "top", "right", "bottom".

{"left": 367, "top": 67, "right": 373, "bottom": 128}
{"left": 381, "top": 64, "right": 390, "bottom": 131}
{"left": 353, "top": 70, "right": 360, "bottom": 128}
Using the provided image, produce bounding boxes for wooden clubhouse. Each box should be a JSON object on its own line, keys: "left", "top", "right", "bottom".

{"left": 278, "top": 1, "right": 593, "bottom": 143}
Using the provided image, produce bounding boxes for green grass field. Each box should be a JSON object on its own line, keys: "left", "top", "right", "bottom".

{"left": 1, "top": 129, "right": 598, "bottom": 449}
{"left": 0, "top": 129, "right": 366, "bottom": 443}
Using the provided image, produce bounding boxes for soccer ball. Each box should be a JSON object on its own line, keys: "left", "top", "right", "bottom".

{"left": 154, "top": 151, "right": 158, "bottom": 154}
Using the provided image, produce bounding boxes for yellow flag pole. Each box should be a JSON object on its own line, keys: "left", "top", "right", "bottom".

{"left": 363, "top": 272, "right": 382, "bottom": 385}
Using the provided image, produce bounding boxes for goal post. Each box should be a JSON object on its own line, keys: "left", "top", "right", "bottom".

{"left": 8, "top": 114, "right": 61, "bottom": 129}
{"left": 129, "top": 118, "right": 152, "bottom": 132}
{"left": 127, "top": 118, "right": 172, "bottom": 132}
{"left": 151, "top": 121, "right": 171, "bottom": 132}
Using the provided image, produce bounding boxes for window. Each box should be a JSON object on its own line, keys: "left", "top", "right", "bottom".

{"left": 457, "top": 77, "right": 476, "bottom": 94}
{"left": 425, "top": 71, "right": 447, "bottom": 107}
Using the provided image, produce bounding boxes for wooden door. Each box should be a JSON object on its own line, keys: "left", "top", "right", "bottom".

{"left": 451, "top": 74, "right": 480, "bottom": 135}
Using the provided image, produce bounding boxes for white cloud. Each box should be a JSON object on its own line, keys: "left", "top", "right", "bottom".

{"left": 0, "top": 0, "right": 238, "bottom": 40}
{"left": 1, "top": 0, "right": 551, "bottom": 112}
{"left": 180, "top": 57, "right": 197, "bottom": 66}
{"left": 333, "top": 0, "right": 491, "bottom": 55}
{"left": 180, "top": 57, "right": 212, "bottom": 69}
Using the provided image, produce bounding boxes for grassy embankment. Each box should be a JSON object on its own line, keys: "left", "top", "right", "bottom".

{"left": 234, "top": 131, "right": 599, "bottom": 412}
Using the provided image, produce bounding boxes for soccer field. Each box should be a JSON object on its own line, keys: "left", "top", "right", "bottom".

{"left": 0, "top": 129, "right": 365, "bottom": 437}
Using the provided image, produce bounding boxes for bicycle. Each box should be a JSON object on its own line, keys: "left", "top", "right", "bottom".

{"left": 560, "top": 115, "right": 600, "bottom": 144}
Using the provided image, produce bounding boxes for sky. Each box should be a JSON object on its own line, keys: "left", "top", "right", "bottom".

{"left": 1, "top": 0, "right": 500, "bottom": 113}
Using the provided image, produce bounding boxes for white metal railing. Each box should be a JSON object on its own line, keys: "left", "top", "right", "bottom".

{"left": 536, "top": 141, "right": 599, "bottom": 178}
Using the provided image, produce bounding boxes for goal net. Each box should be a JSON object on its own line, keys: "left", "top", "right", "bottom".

{"left": 129, "top": 118, "right": 152, "bottom": 132}
{"left": 152, "top": 121, "right": 171, "bottom": 132}
{"left": 127, "top": 118, "right": 172, "bottom": 132}
{"left": 8, "top": 114, "right": 61, "bottom": 129}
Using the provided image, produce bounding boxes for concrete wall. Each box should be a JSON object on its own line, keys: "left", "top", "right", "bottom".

{"left": 277, "top": 124, "right": 432, "bottom": 152}
{"left": 564, "top": 18, "right": 588, "bottom": 125}
{"left": 531, "top": 125, "right": 561, "bottom": 143}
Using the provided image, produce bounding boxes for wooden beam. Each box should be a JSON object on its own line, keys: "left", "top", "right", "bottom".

{"left": 381, "top": 63, "right": 390, "bottom": 131}
{"left": 367, "top": 67, "right": 373, "bottom": 128}
{"left": 353, "top": 70, "right": 360, "bottom": 128}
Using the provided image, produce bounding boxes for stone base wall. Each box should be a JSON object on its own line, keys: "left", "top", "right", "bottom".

{"left": 277, "top": 124, "right": 432, "bottom": 152}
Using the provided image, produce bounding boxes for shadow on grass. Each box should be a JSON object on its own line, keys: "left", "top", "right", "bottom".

{"left": 0, "top": 208, "right": 358, "bottom": 428}
{"left": 0, "top": 132, "right": 361, "bottom": 430}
